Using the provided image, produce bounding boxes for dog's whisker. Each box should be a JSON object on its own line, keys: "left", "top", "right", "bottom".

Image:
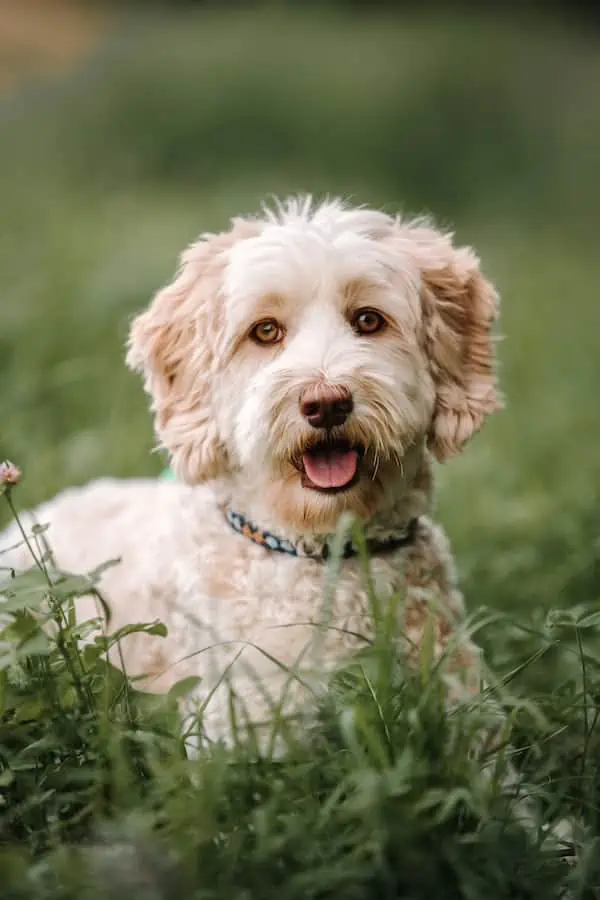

{"left": 372, "top": 452, "right": 380, "bottom": 481}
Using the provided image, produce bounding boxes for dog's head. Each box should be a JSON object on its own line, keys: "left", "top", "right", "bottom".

{"left": 127, "top": 197, "right": 501, "bottom": 532}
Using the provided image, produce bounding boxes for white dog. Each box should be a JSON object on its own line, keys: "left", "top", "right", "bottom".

{"left": 0, "top": 196, "right": 501, "bottom": 739}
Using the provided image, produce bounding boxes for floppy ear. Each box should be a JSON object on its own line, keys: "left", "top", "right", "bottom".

{"left": 410, "top": 224, "right": 502, "bottom": 460}
{"left": 126, "top": 219, "right": 258, "bottom": 483}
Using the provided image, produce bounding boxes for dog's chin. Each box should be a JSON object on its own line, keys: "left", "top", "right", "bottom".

{"left": 263, "top": 477, "right": 375, "bottom": 534}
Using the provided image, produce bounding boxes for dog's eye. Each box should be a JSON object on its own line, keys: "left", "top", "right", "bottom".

{"left": 352, "top": 308, "right": 386, "bottom": 335}
{"left": 250, "top": 318, "right": 285, "bottom": 345}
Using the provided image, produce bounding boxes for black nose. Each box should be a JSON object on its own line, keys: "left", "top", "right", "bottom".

{"left": 300, "top": 386, "right": 354, "bottom": 430}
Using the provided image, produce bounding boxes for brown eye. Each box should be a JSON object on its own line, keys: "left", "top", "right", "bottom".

{"left": 250, "top": 318, "right": 285, "bottom": 345}
{"left": 352, "top": 308, "right": 386, "bottom": 335}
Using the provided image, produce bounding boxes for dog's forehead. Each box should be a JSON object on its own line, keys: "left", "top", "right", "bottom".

{"left": 222, "top": 220, "right": 414, "bottom": 314}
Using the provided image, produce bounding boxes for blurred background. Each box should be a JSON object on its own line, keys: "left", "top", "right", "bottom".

{"left": 1, "top": 0, "right": 599, "bottom": 658}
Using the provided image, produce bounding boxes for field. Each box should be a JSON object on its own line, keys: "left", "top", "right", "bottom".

{"left": 0, "top": 5, "right": 599, "bottom": 897}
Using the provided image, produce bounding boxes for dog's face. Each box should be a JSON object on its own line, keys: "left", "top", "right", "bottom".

{"left": 127, "top": 198, "right": 501, "bottom": 533}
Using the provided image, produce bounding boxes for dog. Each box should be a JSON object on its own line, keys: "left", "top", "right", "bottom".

{"left": 0, "top": 196, "right": 501, "bottom": 741}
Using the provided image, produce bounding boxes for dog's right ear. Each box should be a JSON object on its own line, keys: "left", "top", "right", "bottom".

{"left": 126, "top": 220, "right": 257, "bottom": 483}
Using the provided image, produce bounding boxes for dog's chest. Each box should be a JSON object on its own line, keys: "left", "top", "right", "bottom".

{"left": 175, "top": 536, "right": 408, "bottom": 660}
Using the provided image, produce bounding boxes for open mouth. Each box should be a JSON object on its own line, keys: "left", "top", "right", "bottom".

{"left": 299, "top": 439, "right": 364, "bottom": 493}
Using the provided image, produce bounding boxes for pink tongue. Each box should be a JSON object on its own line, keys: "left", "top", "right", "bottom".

{"left": 302, "top": 448, "right": 358, "bottom": 489}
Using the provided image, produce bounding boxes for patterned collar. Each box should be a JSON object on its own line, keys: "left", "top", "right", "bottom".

{"left": 224, "top": 508, "right": 419, "bottom": 562}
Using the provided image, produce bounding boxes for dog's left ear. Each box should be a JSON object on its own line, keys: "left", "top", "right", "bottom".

{"left": 408, "top": 224, "right": 502, "bottom": 460}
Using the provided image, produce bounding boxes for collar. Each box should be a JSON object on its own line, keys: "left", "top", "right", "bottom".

{"left": 224, "top": 508, "right": 419, "bottom": 562}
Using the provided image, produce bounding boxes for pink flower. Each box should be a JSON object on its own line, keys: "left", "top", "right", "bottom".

{"left": 0, "top": 460, "right": 22, "bottom": 487}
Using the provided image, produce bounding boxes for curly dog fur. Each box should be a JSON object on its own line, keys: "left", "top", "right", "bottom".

{"left": 0, "top": 196, "right": 501, "bottom": 739}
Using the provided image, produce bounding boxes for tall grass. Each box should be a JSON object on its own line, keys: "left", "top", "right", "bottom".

{"left": 1, "top": 472, "right": 599, "bottom": 898}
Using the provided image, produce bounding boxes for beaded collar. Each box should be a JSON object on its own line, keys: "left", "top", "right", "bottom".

{"left": 224, "top": 508, "right": 419, "bottom": 562}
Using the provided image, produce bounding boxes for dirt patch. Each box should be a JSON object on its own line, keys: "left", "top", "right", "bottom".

{"left": 0, "top": 0, "right": 114, "bottom": 95}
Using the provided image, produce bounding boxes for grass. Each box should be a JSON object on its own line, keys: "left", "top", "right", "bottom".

{"left": 0, "top": 3, "right": 600, "bottom": 896}
{"left": 0, "top": 477, "right": 598, "bottom": 899}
